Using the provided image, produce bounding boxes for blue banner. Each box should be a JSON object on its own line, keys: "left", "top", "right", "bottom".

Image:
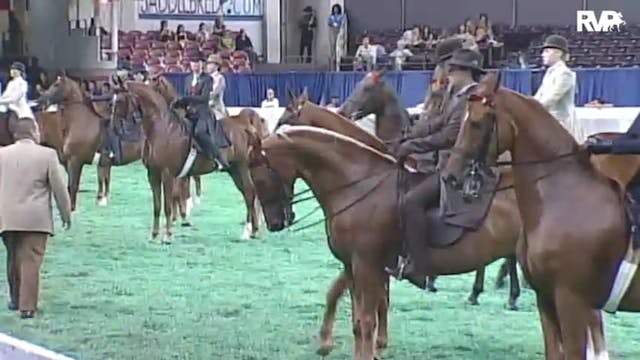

{"left": 138, "top": 0, "right": 263, "bottom": 20}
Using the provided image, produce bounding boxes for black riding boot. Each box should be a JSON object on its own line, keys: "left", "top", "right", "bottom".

{"left": 194, "top": 130, "right": 229, "bottom": 170}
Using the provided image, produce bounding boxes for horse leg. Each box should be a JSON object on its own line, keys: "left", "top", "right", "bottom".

{"left": 506, "top": 255, "right": 521, "bottom": 311}
{"left": 160, "top": 171, "right": 175, "bottom": 244}
{"left": 352, "top": 258, "right": 384, "bottom": 360}
{"left": 193, "top": 175, "right": 203, "bottom": 204}
{"left": 495, "top": 258, "right": 509, "bottom": 289}
{"left": 535, "top": 293, "right": 564, "bottom": 360}
{"left": 228, "top": 165, "right": 256, "bottom": 239}
{"left": 587, "top": 310, "right": 609, "bottom": 360}
{"left": 96, "top": 163, "right": 111, "bottom": 207}
{"left": 317, "top": 270, "right": 350, "bottom": 356}
{"left": 180, "top": 179, "right": 192, "bottom": 227}
{"left": 554, "top": 287, "right": 593, "bottom": 360}
{"left": 66, "top": 158, "right": 84, "bottom": 212}
{"left": 468, "top": 267, "right": 485, "bottom": 305}
{"left": 425, "top": 275, "right": 438, "bottom": 292}
{"left": 146, "top": 167, "right": 162, "bottom": 240}
{"left": 376, "top": 276, "right": 389, "bottom": 352}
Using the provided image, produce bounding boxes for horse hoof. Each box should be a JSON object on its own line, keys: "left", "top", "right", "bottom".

{"left": 468, "top": 297, "right": 479, "bottom": 306}
{"left": 427, "top": 286, "right": 438, "bottom": 293}
{"left": 495, "top": 280, "right": 506, "bottom": 289}
{"left": 240, "top": 223, "right": 252, "bottom": 240}
{"left": 507, "top": 303, "right": 519, "bottom": 311}
{"left": 316, "top": 343, "right": 334, "bottom": 356}
{"left": 162, "top": 235, "right": 173, "bottom": 244}
{"left": 181, "top": 221, "right": 192, "bottom": 227}
{"left": 96, "top": 197, "right": 108, "bottom": 207}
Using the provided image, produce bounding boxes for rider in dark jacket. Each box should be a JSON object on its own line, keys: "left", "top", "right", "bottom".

{"left": 172, "top": 59, "right": 230, "bottom": 170}
{"left": 386, "top": 48, "right": 486, "bottom": 282}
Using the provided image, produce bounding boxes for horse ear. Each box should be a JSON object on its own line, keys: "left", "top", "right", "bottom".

{"left": 287, "top": 88, "right": 296, "bottom": 106}
{"left": 300, "top": 87, "right": 309, "bottom": 101}
{"left": 377, "top": 69, "right": 387, "bottom": 79}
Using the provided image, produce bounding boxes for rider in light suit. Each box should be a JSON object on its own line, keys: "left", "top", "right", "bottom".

{"left": 0, "top": 62, "right": 36, "bottom": 138}
{"left": 533, "top": 35, "right": 581, "bottom": 141}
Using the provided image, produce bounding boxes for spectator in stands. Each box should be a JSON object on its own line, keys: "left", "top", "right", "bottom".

{"left": 390, "top": 40, "right": 413, "bottom": 70}
{"left": 35, "top": 72, "right": 49, "bottom": 96}
{"left": 101, "top": 82, "right": 112, "bottom": 97}
{"left": 159, "top": 20, "right": 173, "bottom": 42}
{"left": 197, "top": 22, "right": 208, "bottom": 42}
{"left": 221, "top": 30, "right": 235, "bottom": 50}
{"left": 477, "top": 13, "right": 494, "bottom": 38}
{"left": 585, "top": 98, "right": 613, "bottom": 108}
{"left": 298, "top": 6, "right": 317, "bottom": 63}
{"left": 261, "top": 88, "right": 279, "bottom": 108}
{"left": 176, "top": 24, "right": 188, "bottom": 44}
{"left": 354, "top": 35, "right": 377, "bottom": 71}
{"left": 326, "top": 95, "right": 340, "bottom": 110}
{"left": 328, "top": 4, "right": 345, "bottom": 67}
{"left": 235, "top": 29, "right": 257, "bottom": 65}
{"left": 534, "top": 35, "right": 580, "bottom": 139}
{"left": 212, "top": 17, "right": 225, "bottom": 37}
{"left": 208, "top": 59, "right": 227, "bottom": 118}
{"left": 423, "top": 26, "right": 437, "bottom": 47}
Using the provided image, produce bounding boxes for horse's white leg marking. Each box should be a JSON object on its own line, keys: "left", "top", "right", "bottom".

{"left": 97, "top": 197, "right": 108, "bottom": 207}
{"left": 92, "top": 152, "right": 100, "bottom": 165}
{"left": 241, "top": 222, "right": 252, "bottom": 240}
{"left": 185, "top": 196, "right": 194, "bottom": 217}
{"left": 586, "top": 326, "right": 596, "bottom": 360}
{"left": 194, "top": 195, "right": 201, "bottom": 205}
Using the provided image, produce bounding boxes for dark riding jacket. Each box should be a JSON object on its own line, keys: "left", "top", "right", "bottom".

{"left": 184, "top": 72, "right": 213, "bottom": 105}
{"left": 399, "top": 82, "right": 477, "bottom": 170}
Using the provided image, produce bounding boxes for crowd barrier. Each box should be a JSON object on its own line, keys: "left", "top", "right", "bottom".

{"left": 163, "top": 68, "right": 640, "bottom": 108}
{"left": 229, "top": 106, "right": 640, "bottom": 141}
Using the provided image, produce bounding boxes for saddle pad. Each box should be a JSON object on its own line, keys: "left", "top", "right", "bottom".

{"left": 422, "top": 206, "right": 466, "bottom": 248}
{"left": 177, "top": 147, "right": 198, "bottom": 178}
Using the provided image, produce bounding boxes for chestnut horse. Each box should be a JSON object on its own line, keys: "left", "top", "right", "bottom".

{"left": 39, "top": 76, "right": 140, "bottom": 210}
{"left": 248, "top": 125, "right": 524, "bottom": 359}
{"left": 441, "top": 72, "right": 637, "bottom": 359}
{"left": 147, "top": 74, "right": 204, "bottom": 207}
{"left": 0, "top": 106, "right": 65, "bottom": 157}
{"left": 113, "top": 81, "right": 267, "bottom": 242}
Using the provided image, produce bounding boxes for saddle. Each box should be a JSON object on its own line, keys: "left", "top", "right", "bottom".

{"left": 402, "top": 166, "right": 500, "bottom": 249}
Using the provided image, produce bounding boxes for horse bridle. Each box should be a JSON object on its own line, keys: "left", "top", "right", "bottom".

{"left": 248, "top": 148, "right": 394, "bottom": 232}
{"left": 446, "top": 92, "right": 587, "bottom": 197}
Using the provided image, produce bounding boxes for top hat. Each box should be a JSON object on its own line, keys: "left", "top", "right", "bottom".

{"left": 434, "top": 38, "right": 464, "bottom": 63}
{"left": 446, "top": 48, "right": 486, "bottom": 74}
{"left": 542, "top": 34, "right": 569, "bottom": 53}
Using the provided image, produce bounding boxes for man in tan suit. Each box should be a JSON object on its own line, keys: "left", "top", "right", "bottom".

{"left": 0, "top": 119, "right": 71, "bottom": 318}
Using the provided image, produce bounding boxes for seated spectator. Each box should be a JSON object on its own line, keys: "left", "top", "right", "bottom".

{"left": 261, "top": 88, "right": 279, "bottom": 108}
{"left": 585, "top": 98, "right": 614, "bottom": 108}
{"left": 100, "top": 82, "right": 112, "bottom": 97}
{"left": 423, "top": 26, "right": 437, "bottom": 47}
{"left": 196, "top": 22, "right": 208, "bottom": 42}
{"left": 159, "top": 20, "right": 173, "bottom": 42}
{"left": 35, "top": 71, "right": 49, "bottom": 96}
{"left": 221, "top": 30, "right": 235, "bottom": 50}
{"left": 175, "top": 24, "right": 187, "bottom": 43}
{"left": 235, "top": 29, "right": 257, "bottom": 64}
{"left": 354, "top": 35, "right": 377, "bottom": 71}
{"left": 389, "top": 40, "right": 413, "bottom": 70}
{"left": 402, "top": 25, "right": 425, "bottom": 48}
{"left": 326, "top": 95, "right": 340, "bottom": 110}
{"left": 477, "top": 13, "right": 494, "bottom": 39}
{"left": 212, "top": 17, "right": 225, "bottom": 37}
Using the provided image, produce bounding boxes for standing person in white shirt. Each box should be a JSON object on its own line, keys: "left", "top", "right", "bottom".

{"left": 534, "top": 35, "right": 581, "bottom": 141}
{"left": 260, "top": 88, "right": 279, "bottom": 108}
{"left": 0, "top": 62, "right": 36, "bottom": 141}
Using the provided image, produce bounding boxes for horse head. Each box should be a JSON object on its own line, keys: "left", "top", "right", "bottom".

{"left": 276, "top": 87, "right": 310, "bottom": 129}
{"left": 442, "top": 71, "right": 519, "bottom": 196}
{"left": 239, "top": 108, "right": 270, "bottom": 139}
{"left": 110, "top": 88, "right": 140, "bottom": 130}
{"left": 247, "top": 131, "right": 296, "bottom": 231}
{"left": 39, "top": 73, "right": 85, "bottom": 106}
{"left": 148, "top": 74, "right": 179, "bottom": 104}
{"left": 337, "top": 70, "right": 390, "bottom": 120}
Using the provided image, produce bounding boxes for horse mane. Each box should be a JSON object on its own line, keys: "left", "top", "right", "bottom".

{"left": 274, "top": 124, "right": 397, "bottom": 164}
{"left": 62, "top": 75, "right": 108, "bottom": 120}
{"left": 302, "top": 102, "right": 388, "bottom": 151}
{"left": 126, "top": 81, "right": 169, "bottom": 112}
{"left": 156, "top": 75, "right": 179, "bottom": 102}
